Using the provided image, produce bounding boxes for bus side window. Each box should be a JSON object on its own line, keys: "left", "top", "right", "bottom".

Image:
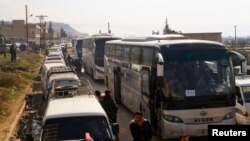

{"left": 105, "top": 45, "right": 110, "bottom": 58}
{"left": 110, "top": 45, "right": 116, "bottom": 59}
{"left": 142, "top": 48, "right": 154, "bottom": 66}
{"left": 115, "top": 45, "right": 122, "bottom": 60}
{"left": 131, "top": 47, "right": 141, "bottom": 64}
{"left": 122, "top": 46, "right": 131, "bottom": 68}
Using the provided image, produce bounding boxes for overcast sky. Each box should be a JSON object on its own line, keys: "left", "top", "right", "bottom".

{"left": 0, "top": 0, "right": 250, "bottom": 37}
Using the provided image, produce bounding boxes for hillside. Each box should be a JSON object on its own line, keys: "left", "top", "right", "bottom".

{"left": 48, "top": 22, "right": 88, "bottom": 37}
{"left": 1, "top": 20, "right": 87, "bottom": 37}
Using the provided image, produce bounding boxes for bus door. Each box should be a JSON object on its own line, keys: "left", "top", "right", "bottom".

{"left": 141, "top": 67, "right": 151, "bottom": 120}
{"left": 114, "top": 67, "right": 122, "bottom": 103}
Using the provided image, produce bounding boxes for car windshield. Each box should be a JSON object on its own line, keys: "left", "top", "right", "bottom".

{"left": 41, "top": 116, "right": 112, "bottom": 141}
{"left": 48, "top": 80, "right": 81, "bottom": 89}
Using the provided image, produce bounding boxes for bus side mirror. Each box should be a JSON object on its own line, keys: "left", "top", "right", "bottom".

{"left": 230, "top": 51, "right": 247, "bottom": 74}
{"left": 156, "top": 53, "right": 164, "bottom": 77}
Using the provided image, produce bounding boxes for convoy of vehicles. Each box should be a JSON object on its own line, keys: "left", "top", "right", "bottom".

{"left": 11, "top": 32, "right": 249, "bottom": 140}
{"left": 104, "top": 37, "right": 247, "bottom": 139}
{"left": 74, "top": 34, "right": 120, "bottom": 80}
{"left": 38, "top": 44, "right": 119, "bottom": 141}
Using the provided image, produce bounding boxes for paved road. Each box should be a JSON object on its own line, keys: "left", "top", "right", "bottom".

{"left": 80, "top": 72, "right": 166, "bottom": 141}
{"left": 71, "top": 48, "right": 208, "bottom": 141}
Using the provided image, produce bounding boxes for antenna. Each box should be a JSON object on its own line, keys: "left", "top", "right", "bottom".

{"left": 108, "top": 22, "right": 111, "bottom": 34}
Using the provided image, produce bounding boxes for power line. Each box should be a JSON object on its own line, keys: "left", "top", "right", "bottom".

{"left": 36, "top": 14, "right": 47, "bottom": 49}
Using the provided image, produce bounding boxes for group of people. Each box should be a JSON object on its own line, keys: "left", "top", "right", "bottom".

{"left": 95, "top": 90, "right": 153, "bottom": 141}
{"left": 67, "top": 54, "right": 82, "bottom": 76}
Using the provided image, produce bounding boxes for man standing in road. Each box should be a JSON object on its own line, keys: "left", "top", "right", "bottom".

{"left": 130, "top": 111, "right": 153, "bottom": 141}
{"left": 100, "top": 90, "right": 118, "bottom": 123}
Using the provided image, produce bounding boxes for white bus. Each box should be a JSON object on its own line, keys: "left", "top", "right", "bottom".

{"left": 104, "top": 37, "right": 246, "bottom": 139}
{"left": 82, "top": 34, "right": 120, "bottom": 80}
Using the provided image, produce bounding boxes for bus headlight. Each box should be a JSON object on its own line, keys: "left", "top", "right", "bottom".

{"left": 223, "top": 112, "right": 235, "bottom": 120}
{"left": 163, "top": 115, "right": 183, "bottom": 123}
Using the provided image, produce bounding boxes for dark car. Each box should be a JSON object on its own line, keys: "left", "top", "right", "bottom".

{"left": 19, "top": 43, "right": 27, "bottom": 51}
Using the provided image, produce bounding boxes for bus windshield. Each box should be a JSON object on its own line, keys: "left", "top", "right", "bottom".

{"left": 41, "top": 116, "right": 112, "bottom": 141}
{"left": 161, "top": 45, "right": 235, "bottom": 109}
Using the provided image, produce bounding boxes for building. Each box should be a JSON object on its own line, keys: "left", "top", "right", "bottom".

{"left": 182, "top": 32, "right": 222, "bottom": 42}
{"left": 0, "top": 20, "right": 41, "bottom": 44}
{"left": 28, "top": 23, "right": 41, "bottom": 45}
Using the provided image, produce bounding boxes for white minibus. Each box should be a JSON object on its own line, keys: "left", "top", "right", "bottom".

{"left": 39, "top": 95, "right": 119, "bottom": 141}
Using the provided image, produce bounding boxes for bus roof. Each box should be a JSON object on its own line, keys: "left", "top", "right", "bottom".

{"left": 106, "top": 39, "right": 225, "bottom": 48}
{"left": 82, "top": 33, "right": 121, "bottom": 40}
{"left": 44, "top": 95, "right": 106, "bottom": 121}
{"left": 146, "top": 34, "right": 186, "bottom": 40}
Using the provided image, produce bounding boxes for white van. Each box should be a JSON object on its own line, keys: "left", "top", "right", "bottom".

{"left": 40, "top": 63, "right": 66, "bottom": 93}
{"left": 235, "top": 75, "right": 250, "bottom": 124}
{"left": 39, "top": 95, "right": 119, "bottom": 141}
{"left": 46, "top": 66, "right": 81, "bottom": 99}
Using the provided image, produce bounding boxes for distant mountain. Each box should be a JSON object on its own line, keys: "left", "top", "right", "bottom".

{"left": 47, "top": 22, "right": 88, "bottom": 37}
{"left": 1, "top": 20, "right": 87, "bottom": 37}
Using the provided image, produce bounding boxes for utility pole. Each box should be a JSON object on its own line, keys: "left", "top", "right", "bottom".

{"left": 49, "top": 21, "right": 52, "bottom": 47}
{"left": 108, "top": 22, "right": 111, "bottom": 34}
{"left": 234, "top": 25, "right": 237, "bottom": 47}
{"left": 25, "top": 5, "right": 29, "bottom": 50}
{"left": 36, "top": 14, "right": 47, "bottom": 49}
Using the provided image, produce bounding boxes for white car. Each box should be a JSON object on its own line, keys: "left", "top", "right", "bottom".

{"left": 235, "top": 75, "right": 250, "bottom": 125}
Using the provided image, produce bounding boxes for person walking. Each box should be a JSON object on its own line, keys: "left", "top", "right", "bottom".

{"left": 9, "top": 43, "right": 16, "bottom": 62}
{"left": 100, "top": 90, "right": 118, "bottom": 123}
{"left": 75, "top": 57, "right": 83, "bottom": 75}
{"left": 67, "top": 54, "right": 73, "bottom": 66}
{"left": 130, "top": 111, "right": 153, "bottom": 141}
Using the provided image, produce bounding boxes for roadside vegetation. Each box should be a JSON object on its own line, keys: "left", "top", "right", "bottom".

{"left": 0, "top": 52, "right": 43, "bottom": 120}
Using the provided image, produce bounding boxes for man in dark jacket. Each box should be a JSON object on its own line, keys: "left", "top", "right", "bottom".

{"left": 130, "top": 111, "right": 152, "bottom": 141}
{"left": 9, "top": 43, "right": 16, "bottom": 62}
{"left": 100, "top": 90, "right": 118, "bottom": 123}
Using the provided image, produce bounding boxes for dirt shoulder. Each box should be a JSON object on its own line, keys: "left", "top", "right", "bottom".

{"left": 0, "top": 52, "right": 44, "bottom": 141}
{"left": 0, "top": 86, "right": 31, "bottom": 141}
